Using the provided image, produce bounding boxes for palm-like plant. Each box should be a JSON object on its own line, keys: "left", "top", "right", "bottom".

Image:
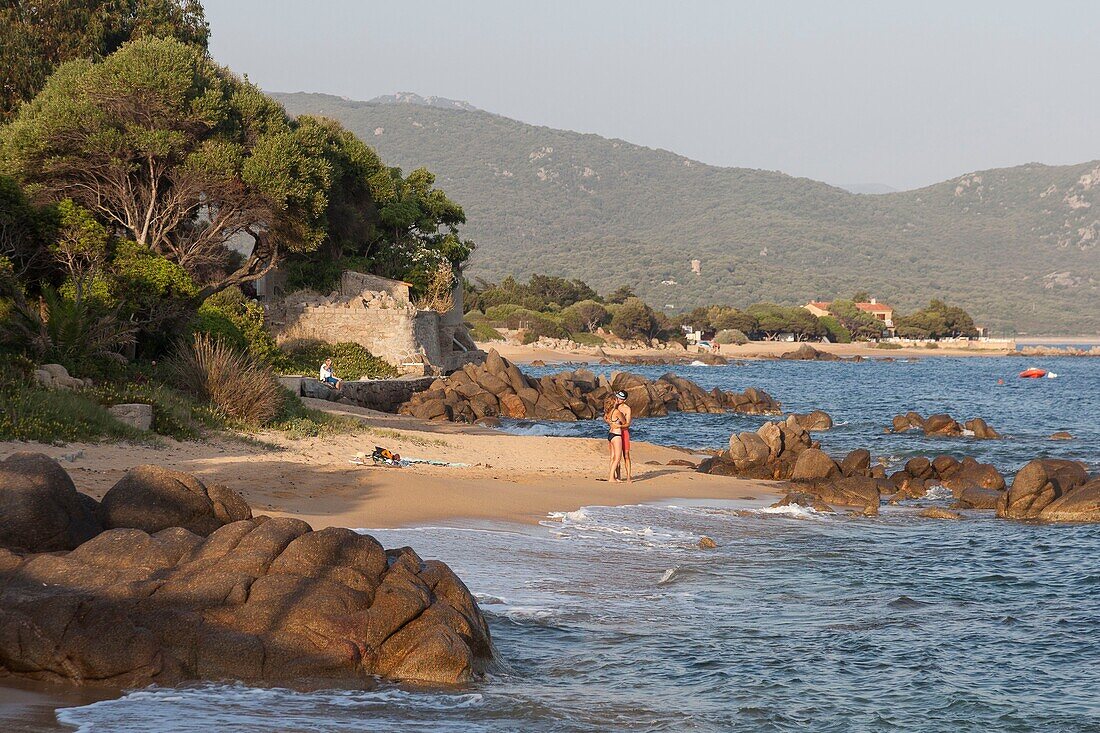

{"left": 1, "top": 287, "right": 136, "bottom": 373}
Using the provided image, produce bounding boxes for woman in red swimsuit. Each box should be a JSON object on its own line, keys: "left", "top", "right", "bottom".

{"left": 604, "top": 391, "right": 632, "bottom": 483}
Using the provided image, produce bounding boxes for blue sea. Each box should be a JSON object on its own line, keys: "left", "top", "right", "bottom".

{"left": 46, "top": 357, "right": 1100, "bottom": 731}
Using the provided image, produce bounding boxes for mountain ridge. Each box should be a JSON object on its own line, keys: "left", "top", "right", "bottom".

{"left": 273, "top": 91, "right": 1100, "bottom": 333}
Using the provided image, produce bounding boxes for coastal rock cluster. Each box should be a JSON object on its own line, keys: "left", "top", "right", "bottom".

{"left": 700, "top": 422, "right": 1099, "bottom": 522}
{"left": 0, "top": 453, "right": 494, "bottom": 689}
{"left": 890, "top": 411, "right": 1002, "bottom": 439}
{"left": 398, "top": 350, "right": 780, "bottom": 423}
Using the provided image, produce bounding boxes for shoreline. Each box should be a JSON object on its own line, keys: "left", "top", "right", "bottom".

{"left": 480, "top": 340, "right": 1022, "bottom": 365}
{"left": 0, "top": 398, "right": 781, "bottom": 531}
{"left": 0, "top": 400, "right": 779, "bottom": 727}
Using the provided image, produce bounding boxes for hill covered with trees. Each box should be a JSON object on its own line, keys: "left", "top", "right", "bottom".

{"left": 275, "top": 92, "right": 1100, "bottom": 334}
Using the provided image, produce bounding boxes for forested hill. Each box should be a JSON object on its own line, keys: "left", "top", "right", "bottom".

{"left": 274, "top": 92, "right": 1100, "bottom": 333}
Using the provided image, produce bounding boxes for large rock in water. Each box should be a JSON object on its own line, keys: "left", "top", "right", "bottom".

{"left": 0, "top": 459, "right": 494, "bottom": 688}
{"left": 1039, "top": 478, "right": 1100, "bottom": 522}
{"left": 98, "top": 465, "right": 252, "bottom": 536}
{"left": 0, "top": 452, "right": 101, "bottom": 552}
{"left": 997, "top": 458, "right": 1090, "bottom": 519}
{"left": 790, "top": 449, "right": 840, "bottom": 482}
{"left": 779, "top": 344, "right": 839, "bottom": 361}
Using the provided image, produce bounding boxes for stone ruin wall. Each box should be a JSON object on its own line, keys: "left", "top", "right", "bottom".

{"left": 265, "top": 272, "right": 483, "bottom": 374}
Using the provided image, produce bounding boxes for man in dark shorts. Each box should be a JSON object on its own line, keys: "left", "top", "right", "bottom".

{"left": 615, "top": 390, "right": 632, "bottom": 482}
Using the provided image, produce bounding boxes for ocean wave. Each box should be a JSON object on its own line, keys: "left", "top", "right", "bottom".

{"left": 754, "top": 503, "right": 827, "bottom": 519}
{"left": 56, "top": 683, "right": 487, "bottom": 732}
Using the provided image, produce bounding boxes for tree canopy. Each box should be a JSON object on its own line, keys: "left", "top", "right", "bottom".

{"left": 895, "top": 299, "right": 978, "bottom": 339}
{"left": 0, "top": 36, "right": 473, "bottom": 297}
{"left": 0, "top": 0, "right": 209, "bottom": 122}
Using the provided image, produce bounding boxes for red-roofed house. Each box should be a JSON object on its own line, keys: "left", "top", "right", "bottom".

{"left": 803, "top": 298, "right": 895, "bottom": 330}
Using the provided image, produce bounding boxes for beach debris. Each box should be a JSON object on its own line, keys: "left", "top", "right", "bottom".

{"left": 0, "top": 455, "right": 494, "bottom": 689}
{"left": 697, "top": 536, "right": 718, "bottom": 549}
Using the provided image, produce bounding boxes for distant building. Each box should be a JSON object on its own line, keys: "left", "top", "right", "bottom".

{"left": 803, "top": 298, "right": 896, "bottom": 331}
{"left": 690, "top": 259, "right": 701, "bottom": 275}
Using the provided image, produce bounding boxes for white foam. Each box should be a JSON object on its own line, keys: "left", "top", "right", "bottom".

{"left": 923, "top": 484, "right": 954, "bottom": 501}
{"left": 56, "top": 683, "right": 488, "bottom": 731}
{"left": 547, "top": 508, "right": 589, "bottom": 523}
{"left": 756, "top": 503, "right": 823, "bottom": 519}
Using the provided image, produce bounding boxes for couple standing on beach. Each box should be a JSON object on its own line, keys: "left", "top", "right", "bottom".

{"left": 604, "top": 390, "right": 632, "bottom": 483}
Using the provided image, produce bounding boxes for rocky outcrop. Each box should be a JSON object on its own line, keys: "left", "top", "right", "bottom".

{"left": 33, "top": 363, "right": 89, "bottom": 391}
{"left": 887, "top": 455, "right": 1005, "bottom": 500}
{"left": 790, "top": 449, "right": 841, "bottom": 483}
{"left": 779, "top": 344, "right": 841, "bottom": 361}
{"left": 769, "top": 492, "right": 836, "bottom": 513}
{"left": 889, "top": 412, "right": 1002, "bottom": 439}
{"left": 954, "top": 486, "right": 1003, "bottom": 510}
{"left": 919, "top": 507, "right": 963, "bottom": 520}
{"left": 786, "top": 410, "right": 833, "bottom": 431}
{"left": 996, "top": 458, "right": 1090, "bottom": 519}
{"left": 0, "top": 453, "right": 102, "bottom": 553}
{"left": 98, "top": 465, "right": 252, "bottom": 536}
{"left": 1038, "top": 478, "right": 1100, "bottom": 522}
{"left": 398, "top": 350, "right": 780, "bottom": 423}
{"left": 0, "top": 457, "right": 494, "bottom": 688}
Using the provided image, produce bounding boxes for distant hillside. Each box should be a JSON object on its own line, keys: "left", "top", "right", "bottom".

{"left": 840, "top": 183, "right": 899, "bottom": 195}
{"left": 274, "top": 92, "right": 1100, "bottom": 333}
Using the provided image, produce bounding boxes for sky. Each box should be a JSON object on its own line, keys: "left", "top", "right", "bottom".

{"left": 203, "top": 0, "right": 1100, "bottom": 190}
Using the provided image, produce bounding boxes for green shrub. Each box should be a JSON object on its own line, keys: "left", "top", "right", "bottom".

{"left": 88, "top": 381, "right": 206, "bottom": 440}
{"left": 569, "top": 331, "right": 605, "bottom": 346}
{"left": 276, "top": 340, "right": 398, "bottom": 380}
{"left": 167, "top": 334, "right": 284, "bottom": 425}
{"left": 268, "top": 388, "right": 365, "bottom": 439}
{"left": 0, "top": 371, "right": 145, "bottom": 443}
{"left": 871, "top": 341, "right": 903, "bottom": 350}
{"left": 191, "top": 287, "right": 280, "bottom": 365}
{"left": 714, "top": 329, "right": 749, "bottom": 345}
{"left": 483, "top": 303, "right": 529, "bottom": 321}
{"left": 469, "top": 322, "right": 504, "bottom": 342}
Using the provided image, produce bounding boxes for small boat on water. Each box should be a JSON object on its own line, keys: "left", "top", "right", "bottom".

{"left": 1019, "top": 367, "right": 1048, "bottom": 379}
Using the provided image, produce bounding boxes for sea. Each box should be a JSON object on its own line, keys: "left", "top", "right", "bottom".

{"left": 50, "top": 357, "right": 1100, "bottom": 732}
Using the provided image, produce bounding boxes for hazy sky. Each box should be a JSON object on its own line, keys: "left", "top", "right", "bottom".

{"left": 203, "top": 0, "right": 1100, "bottom": 190}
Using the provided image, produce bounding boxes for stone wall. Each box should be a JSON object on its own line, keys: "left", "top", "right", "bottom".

{"left": 341, "top": 377, "right": 438, "bottom": 413}
{"left": 265, "top": 271, "right": 484, "bottom": 374}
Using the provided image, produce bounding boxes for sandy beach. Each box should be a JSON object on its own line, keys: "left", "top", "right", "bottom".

{"left": 483, "top": 339, "right": 1016, "bottom": 365}
{"left": 0, "top": 398, "right": 777, "bottom": 531}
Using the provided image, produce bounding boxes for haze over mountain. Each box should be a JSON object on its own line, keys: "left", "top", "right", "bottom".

{"left": 275, "top": 92, "right": 1100, "bottom": 334}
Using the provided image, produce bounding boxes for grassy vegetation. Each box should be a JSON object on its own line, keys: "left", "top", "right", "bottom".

{"left": 277, "top": 92, "right": 1100, "bottom": 334}
{"left": 276, "top": 340, "right": 398, "bottom": 380}
{"left": 0, "top": 380, "right": 149, "bottom": 444}
{"left": 569, "top": 331, "right": 606, "bottom": 346}
{"left": 468, "top": 321, "right": 504, "bottom": 342}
